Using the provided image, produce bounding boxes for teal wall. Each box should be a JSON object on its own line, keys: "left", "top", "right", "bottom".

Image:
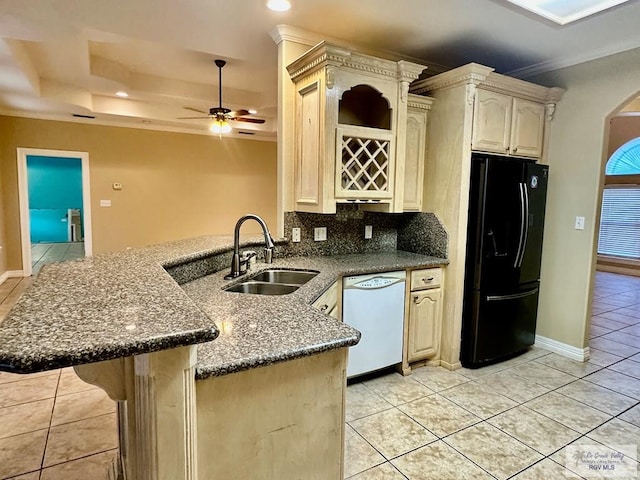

{"left": 27, "top": 155, "right": 83, "bottom": 243}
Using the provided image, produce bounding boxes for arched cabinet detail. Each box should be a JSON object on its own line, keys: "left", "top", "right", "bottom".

{"left": 287, "top": 42, "right": 431, "bottom": 213}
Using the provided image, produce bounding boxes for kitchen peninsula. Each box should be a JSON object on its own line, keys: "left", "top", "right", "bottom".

{"left": 0, "top": 234, "right": 446, "bottom": 479}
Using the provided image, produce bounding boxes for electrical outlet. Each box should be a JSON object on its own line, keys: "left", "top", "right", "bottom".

{"left": 292, "top": 227, "right": 301, "bottom": 243}
{"left": 100, "top": 199, "right": 111, "bottom": 207}
{"left": 314, "top": 227, "right": 327, "bottom": 241}
{"left": 575, "top": 216, "right": 585, "bottom": 230}
{"left": 364, "top": 225, "right": 373, "bottom": 239}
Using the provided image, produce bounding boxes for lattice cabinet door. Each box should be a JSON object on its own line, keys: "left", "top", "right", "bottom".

{"left": 335, "top": 126, "right": 395, "bottom": 200}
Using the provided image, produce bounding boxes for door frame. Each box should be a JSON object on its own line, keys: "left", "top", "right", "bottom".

{"left": 17, "top": 148, "right": 93, "bottom": 276}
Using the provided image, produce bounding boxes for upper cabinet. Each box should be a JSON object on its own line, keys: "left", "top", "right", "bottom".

{"left": 472, "top": 90, "right": 545, "bottom": 158}
{"left": 404, "top": 94, "right": 433, "bottom": 211}
{"left": 287, "top": 42, "right": 428, "bottom": 214}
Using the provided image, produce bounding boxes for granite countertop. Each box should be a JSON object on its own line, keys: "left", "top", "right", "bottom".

{"left": 183, "top": 251, "right": 447, "bottom": 379}
{"left": 0, "top": 235, "right": 280, "bottom": 373}
{"left": 0, "top": 235, "right": 447, "bottom": 377}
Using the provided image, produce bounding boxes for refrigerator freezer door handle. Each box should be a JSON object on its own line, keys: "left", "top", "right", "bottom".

{"left": 518, "top": 183, "right": 530, "bottom": 268}
{"left": 486, "top": 287, "right": 539, "bottom": 302}
{"left": 514, "top": 183, "right": 526, "bottom": 268}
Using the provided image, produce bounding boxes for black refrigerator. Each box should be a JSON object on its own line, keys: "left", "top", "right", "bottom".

{"left": 461, "top": 153, "right": 549, "bottom": 368}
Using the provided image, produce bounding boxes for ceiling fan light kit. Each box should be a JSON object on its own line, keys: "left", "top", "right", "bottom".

{"left": 210, "top": 119, "right": 232, "bottom": 134}
{"left": 267, "top": 0, "right": 291, "bottom": 12}
{"left": 177, "top": 59, "right": 265, "bottom": 135}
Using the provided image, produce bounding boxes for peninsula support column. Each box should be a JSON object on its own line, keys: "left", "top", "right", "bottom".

{"left": 132, "top": 345, "right": 198, "bottom": 480}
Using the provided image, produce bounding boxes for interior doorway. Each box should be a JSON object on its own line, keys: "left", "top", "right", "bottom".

{"left": 587, "top": 93, "right": 640, "bottom": 359}
{"left": 17, "top": 148, "right": 92, "bottom": 276}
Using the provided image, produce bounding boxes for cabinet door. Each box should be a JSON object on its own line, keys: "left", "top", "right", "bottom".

{"left": 403, "top": 108, "right": 427, "bottom": 211}
{"left": 407, "top": 288, "right": 442, "bottom": 362}
{"left": 510, "top": 98, "right": 545, "bottom": 158}
{"left": 295, "top": 80, "right": 328, "bottom": 212}
{"left": 471, "top": 90, "right": 512, "bottom": 154}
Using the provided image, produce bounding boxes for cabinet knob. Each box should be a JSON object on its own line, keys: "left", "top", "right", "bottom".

{"left": 413, "top": 295, "right": 419, "bottom": 302}
{"left": 505, "top": 146, "right": 509, "bottom": 151}
{"left": 513, "top": 147, "right": 518, "bottom": 153}
{"left": 319, "top": 304, "right": 329, "bottom": 312}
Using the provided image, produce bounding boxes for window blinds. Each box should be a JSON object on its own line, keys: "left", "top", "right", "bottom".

{"left": 598, "top": 186, "right": 640, "bottom": 259}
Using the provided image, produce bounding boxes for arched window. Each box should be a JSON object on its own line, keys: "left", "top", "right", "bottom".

{"left": 605, "top": 137, "right": 640, "bottom": 175}
{"left": 598, "top": 137, "right": 640, "bottom": 259}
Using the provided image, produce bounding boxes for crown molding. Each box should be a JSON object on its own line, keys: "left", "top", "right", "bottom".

{"left": 407, "top": 93, "right": 434, "bottom": 110}
{"left": 506, "top": 39, "right": 640, "bottom": 79}
{"left": 286, "top": 41, "right": 427, "bottom": 83}
{"left": 410, "top": 63, "right": 494, "bottom": 95}
{"left": 270, "top": 25, "right": 323, "bottom": 47}
{"left": 0, "top": 110, "right": 276, "bottom": 142}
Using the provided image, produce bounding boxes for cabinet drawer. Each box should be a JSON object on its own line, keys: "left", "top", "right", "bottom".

{"left": 410, "top": 268, "right": 442, "bottom": 291}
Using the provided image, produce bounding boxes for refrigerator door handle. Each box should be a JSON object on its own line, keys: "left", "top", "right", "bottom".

{"left": 486, "top": 287, "right": 539, "bottom": 302}
{"left": 514, "top": 182, "right": 526, "bottom": 268}
{"left": 518, "top": 182, "right": 530, "bottom": 268}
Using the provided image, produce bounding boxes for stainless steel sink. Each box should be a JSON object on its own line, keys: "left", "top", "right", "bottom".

{"left": 223, "top": 269, "right": 319, "bottom": 295}
{"left": 224, "top": 281, "right": 299, "bottom": 295}
{"left": 249, "top": 269, "right": 319, "bottom": 285}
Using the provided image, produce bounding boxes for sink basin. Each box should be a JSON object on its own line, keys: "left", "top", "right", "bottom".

{"left": 223, "top": 269, "right": 319, "bottom": 295}
{"left": 249, "top": 269, "right": 319, "bottom": 285}
{"left": 224, "top": 281, "right": 299, "bottom": 295}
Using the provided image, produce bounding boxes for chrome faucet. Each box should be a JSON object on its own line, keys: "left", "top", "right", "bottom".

{"left": 224, "top": 214, "right": 275, "bottom": 279}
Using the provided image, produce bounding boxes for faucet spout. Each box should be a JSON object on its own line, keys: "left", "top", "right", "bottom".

{"left": 224, "top": 214, "right": 275, "bottom": 280}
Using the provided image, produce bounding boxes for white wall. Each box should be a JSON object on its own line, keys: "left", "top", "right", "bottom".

{"left": 529, "top": 47, "right": 640, "bottom": 348}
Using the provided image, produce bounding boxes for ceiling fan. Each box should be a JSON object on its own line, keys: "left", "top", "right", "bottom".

{"left": 179, "top": 59, "right": 265, "bottom": 133}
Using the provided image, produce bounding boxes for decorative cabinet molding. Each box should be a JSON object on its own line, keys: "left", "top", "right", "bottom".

{"left": 471, "top": 90, "right": 545, "bottom": 158}
{"left": 287, "top": 41, "right": 427, "bottom": 214}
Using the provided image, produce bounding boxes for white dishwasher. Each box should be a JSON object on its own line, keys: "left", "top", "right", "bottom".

{"left": 342, "top": 271, "right": 406, "bottom": 378}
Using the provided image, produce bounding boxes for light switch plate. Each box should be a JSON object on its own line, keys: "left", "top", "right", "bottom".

{"left": 292, "top": 227, "right": 301, "bottom": 243}
{"left": 314, "top": 227, "right": 327, "bottom": 241}
{"left": 575, "top": 216, "right": 585, "bottom": 230}
{"left": 364, "top": 225, "right": 373, "bottom": 239}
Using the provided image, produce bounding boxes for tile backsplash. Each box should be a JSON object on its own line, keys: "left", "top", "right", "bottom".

{"left": 282, "top": 206, "right": 447, "bottom": 258}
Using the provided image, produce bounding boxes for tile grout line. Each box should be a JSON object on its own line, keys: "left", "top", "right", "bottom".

{"left": 38, "top": 369, "right": 63, "bottom": 477}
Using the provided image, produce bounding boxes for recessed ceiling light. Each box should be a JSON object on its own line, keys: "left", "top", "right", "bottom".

{"left": 267, "top": 0, "right": 291, "bottom": 12}
{"left": 116, "top": 91, "right": 129, "bottom": 98}
{"left": 248, "top": 109, "right": 258, "bottom": 114}
{"left": 507, "top": 0, "right": 630, "bottom": 25}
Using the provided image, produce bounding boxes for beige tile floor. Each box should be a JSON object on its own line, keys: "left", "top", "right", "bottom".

{"left": 344, "top": 271, "right": 640, "bottom": 479}
{"left": 1, "top": 271, "right": 640, "bottom": 479}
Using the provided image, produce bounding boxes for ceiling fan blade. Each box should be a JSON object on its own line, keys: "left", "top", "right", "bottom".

{"left": 183, "top": 107, "right": 208, "bottom": 114}
{"left": 229, "top": 109, "right": 250, "bottom": 117}
{"left": 232, "top": 117, "right": 266, "bottom": 124}
{"left": 177, "top": 116, "right": 211, "bottom": 119}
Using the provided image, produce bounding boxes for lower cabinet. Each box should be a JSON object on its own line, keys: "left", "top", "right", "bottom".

{"left": 405, "top": 267, "right": 444, "bottom": 368}
{"left": 407, "top": 288, "right": 442, "bottom": 362}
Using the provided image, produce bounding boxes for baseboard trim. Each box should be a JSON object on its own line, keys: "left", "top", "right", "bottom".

{"left": 0, "top": 270, "right": 25, "bottom": 285}
{"left": 0, "top": 270, "right": 24, "bottom": 285}
{"left": 440, "top": 360, "right": 462, "bottom": 371}
{"left": 535, "top": 335, "right": 589, "bottom": 362}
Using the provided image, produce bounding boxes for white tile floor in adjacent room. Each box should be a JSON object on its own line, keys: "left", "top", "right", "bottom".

{"left": 0, "top": 271, "right": 639, "bottom": 479}
{"left": 31, "top": 242, "right": 84, "bottom": 275}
